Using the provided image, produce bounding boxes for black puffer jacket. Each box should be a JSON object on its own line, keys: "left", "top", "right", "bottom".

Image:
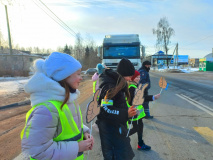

{"left": 97, "top": 68, "right": 129, "bottom": 126}
{"left": 138, "top": 66, "right": 151, "bottom": 94}
{"left": 97, "top": 69, "right": 135, "bottom": 160}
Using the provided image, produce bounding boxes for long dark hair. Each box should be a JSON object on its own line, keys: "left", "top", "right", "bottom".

{"left": 58, "top": 80, "right": 70, "bottom": 109}
{"left": 105, "top": 74, "right": 131, "bottom": 103}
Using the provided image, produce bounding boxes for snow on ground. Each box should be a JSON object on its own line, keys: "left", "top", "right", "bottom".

{"left": 0, "top": 77, "right": 29, "bottom": 96}
{"left": 179, "top": 68, "right": 199, "bottom": 73}
{"left": 0, "top": 67, "right": 200, "bottom": 96}
{"left": 152, "top": 66, "right": 199, "bottom": 73}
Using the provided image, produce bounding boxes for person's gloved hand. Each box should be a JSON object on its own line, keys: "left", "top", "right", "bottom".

{"left": 154, "top": 93, "right": 160, "bottom": 100}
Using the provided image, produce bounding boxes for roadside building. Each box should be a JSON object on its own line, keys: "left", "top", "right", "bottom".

{"left": 189, "top": 58, "right": 199, "bottom": 67}
{"left": 0, "top": 49, "right": 48, "bottom": 76}
{"left": 199, "top": 52, "right": 213, "bottom": 71}
{"left": 149, "top": 51, "right": 173, "bottom": 68}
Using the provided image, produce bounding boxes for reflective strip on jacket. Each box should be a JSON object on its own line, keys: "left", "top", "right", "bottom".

{"left": 20, "top": 100, "right": 84, "bottom": 160}
{"left": 126, "top": 84, "right": 146, "bottom": 121}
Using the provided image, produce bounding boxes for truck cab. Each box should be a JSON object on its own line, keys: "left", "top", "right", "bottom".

{"left": 98, "top": 34, "right": 142, "bottom": 70}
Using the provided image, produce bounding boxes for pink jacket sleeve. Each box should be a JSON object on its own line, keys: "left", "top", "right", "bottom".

{"left": 92, "top": 72, "right": 99, "bottom": 81}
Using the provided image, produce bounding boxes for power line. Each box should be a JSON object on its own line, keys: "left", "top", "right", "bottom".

{"left": 32, "top": 0, "right": 77, "bottom": 38}
{"left": 36, "top": 0, "right": 90, "bottom": 46}
{"left": 180, "top": 35, "right": 213, "bottom": 49}
{"left": 37, "top": 0, "right": 77, "bottom": 36}
{"left": 179, "top": 48, "right": 211, "bottom": 51}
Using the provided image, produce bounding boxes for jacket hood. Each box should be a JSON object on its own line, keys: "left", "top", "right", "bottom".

{"left": 99, "top": 69, "right": 128, "bottom": 93}
{"left": 25, "top": 72, "right": 80, "bottom": 106}
{"left": 99, "top": 69, "right": 120, "bottom": 88}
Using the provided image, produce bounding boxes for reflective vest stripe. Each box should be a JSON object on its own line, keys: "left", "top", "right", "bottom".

{"left": 127, "top": 84, "right": 146, "bottom": 121}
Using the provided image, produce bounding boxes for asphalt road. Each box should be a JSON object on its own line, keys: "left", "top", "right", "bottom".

{"left": 134, "top": 72, "right": 213, "bottom": 160}
{"left": 85, "top": 71, "right": 213, "bottom": 160}
{"left": 15, "top": 71, "right": 213, "bottom": 160}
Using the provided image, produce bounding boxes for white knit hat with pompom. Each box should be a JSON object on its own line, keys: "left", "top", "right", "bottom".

{"left": 33, "top": 52, "right": 82, "bottom": 81}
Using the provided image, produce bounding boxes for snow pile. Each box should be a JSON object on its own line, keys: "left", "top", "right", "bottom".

{"left": 179, "top": 68, "right": 199, "bottom": 73}
{"left": 0, "top": 77, "right": 29, "bottom": 95}
{"left": 0, "top": 77, "right": 29, "bottom": 82}
{"left": 151, "top": 66, "right": 199, "bottom": 73}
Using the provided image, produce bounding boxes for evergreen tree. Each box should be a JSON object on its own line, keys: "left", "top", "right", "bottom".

{"left": 85, "top": 46, "right": 89, "bottom": 57}
{"left": 63, "top": 44, "right": 71, "bottom": 55}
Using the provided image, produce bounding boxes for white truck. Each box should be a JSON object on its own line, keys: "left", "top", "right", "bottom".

{"left": 98, "top": 34, "right": 143, "bottom": 70}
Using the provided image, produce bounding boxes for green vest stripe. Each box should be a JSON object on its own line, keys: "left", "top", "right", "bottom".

{"left": 127, "top": 84, "right": 146, "bottom": 121}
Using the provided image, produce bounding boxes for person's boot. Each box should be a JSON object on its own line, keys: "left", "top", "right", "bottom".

{"left": 144, "top": 115, "right": 154, "bottom": 119}
{"left": 144, "top": 110, "right": 154, "bottom": 119}
{"left": 137, "top": 143, "right": 151, "bottom": 151}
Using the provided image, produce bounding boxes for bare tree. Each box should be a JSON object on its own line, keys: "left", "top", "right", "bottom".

{"left": 85, "top": 33, "right": 95, "bottom": 48}
{"left": 26, "top": 47, "right": 32, "bottom": 53}
{"left": 74, "top": 33, "right": 84, "bottom": 60}
{"left": 0, "top": 29, "right": 5, "bottom": 48}
{"left": 0, "top": 0, "right": 18, "bottom": 5}
{"left": 153, "top": 17, "right": 175, "bottom": 67}
{"left": 69, "top": 45, "right": 73, "bottom": 55}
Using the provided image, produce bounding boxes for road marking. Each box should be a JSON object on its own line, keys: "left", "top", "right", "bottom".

{"left": 193, "top": 127, "right": 213, "bottom": 145}
{"left": 176, "top": 94, "right": 213, "bottom": 145}
{"left": 192, "top": 140, "right": 197, "bottom": 144}
{"left": 176, "top": 94, "right": 213, "bottom": 117}
{"left": 179, "top": 94, "right": 213, "bottom": 112}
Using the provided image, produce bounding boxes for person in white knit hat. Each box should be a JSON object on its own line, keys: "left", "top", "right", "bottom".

{"left": 21, "top": 52, "right": 94, "bottom": 160}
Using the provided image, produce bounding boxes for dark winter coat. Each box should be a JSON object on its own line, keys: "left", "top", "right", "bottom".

{"left": 97, "top": 68, "right": 135, "bottom": 160}
{"left": 138, "top": 66, "right": 151, "bottom": 94}
{"left": 97, "top": 69, "right": 129, "bottom": 125}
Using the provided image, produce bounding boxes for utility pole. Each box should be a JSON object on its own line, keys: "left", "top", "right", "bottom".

{"left": 5, "top": 5, "right": 12, "bottom": 55}
{"left": 176, "top": 43, "right": 178, "bottom": 68}
{"left": 172, "top": 43, "right": 179, "bottom": 69}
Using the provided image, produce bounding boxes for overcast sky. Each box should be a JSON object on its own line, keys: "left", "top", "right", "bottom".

{"left": 0, "top": 0, "right": 212, "bottom": 58}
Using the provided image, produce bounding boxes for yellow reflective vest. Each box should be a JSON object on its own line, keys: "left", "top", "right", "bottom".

{"left": 126, "top": 84, "right": 146, "bottom": 121}
{"left": 93, "top": 81, "right": 97, "bottom": 94}
{"left": 21, "top": 101, "right": 84, "bottom": 160}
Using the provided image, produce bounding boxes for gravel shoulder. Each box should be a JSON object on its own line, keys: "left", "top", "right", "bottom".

{"left": 0, "top": 75, "right": 93, "bottom": 160}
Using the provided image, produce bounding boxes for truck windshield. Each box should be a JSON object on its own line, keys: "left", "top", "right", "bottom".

{"left": 103, "top": 46, "right": 140, "bottom": 59}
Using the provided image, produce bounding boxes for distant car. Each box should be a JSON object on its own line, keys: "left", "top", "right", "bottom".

{"left": 85, "top": 68, "right": 97, "bottom": 75}
{"left": 81, "top": 71, "right": 86, "bottom": 74}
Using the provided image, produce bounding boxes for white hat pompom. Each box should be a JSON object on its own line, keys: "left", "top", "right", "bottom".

{"left": 34, "top": 59, "right": 45, "bottom": 73}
